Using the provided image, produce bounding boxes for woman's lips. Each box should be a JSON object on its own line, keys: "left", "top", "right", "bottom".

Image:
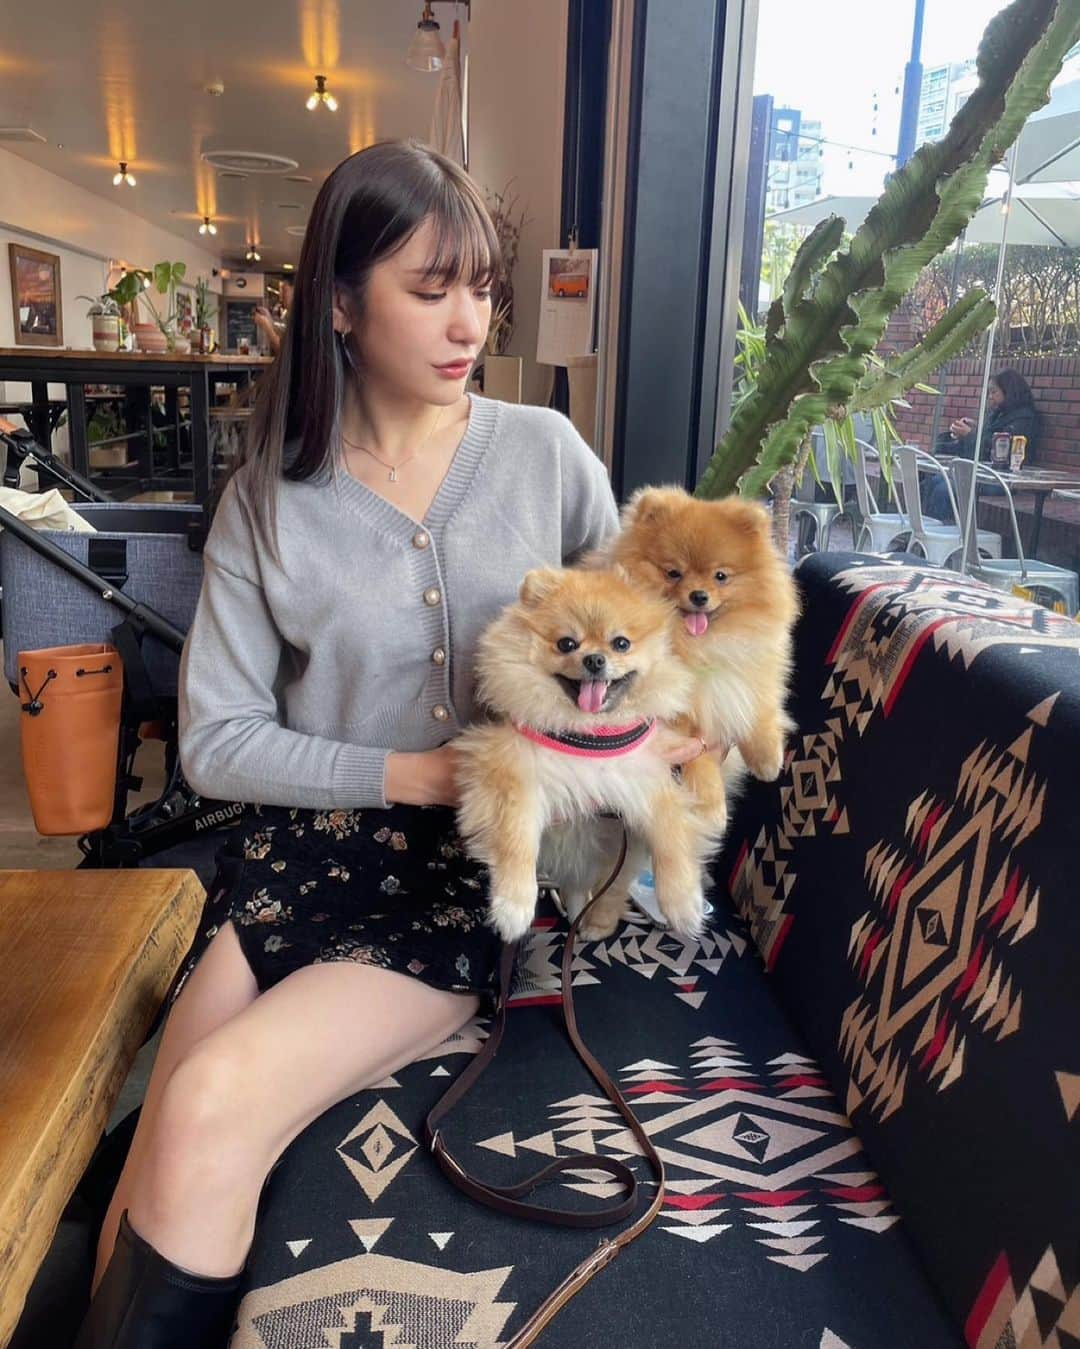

{"left": 435, "top": 359, "right": 472, "bottom": 379}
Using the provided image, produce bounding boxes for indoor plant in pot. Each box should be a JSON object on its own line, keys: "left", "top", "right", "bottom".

{"left": 109, "top": 261, "right": 187, "bottom": 352}
{"left": 193, "top": 277, "right": 217, "bottom": 354}
{"left": 480, "top": 183, "right": 529, "bottom": 402}
{"left": 78, "top": 294, "right": 123, "bottom": 351}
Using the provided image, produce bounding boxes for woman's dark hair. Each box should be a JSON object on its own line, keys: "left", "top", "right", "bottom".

{"left": 241, "top": 139, "right": 499, "bottom": 546}
{"left": 992, "top": 367, "right": 1035, "bottom": 413}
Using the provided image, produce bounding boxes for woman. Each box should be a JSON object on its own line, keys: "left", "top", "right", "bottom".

{"left": 925, "top": 367, "right": 1039, "bottom": 522}
{"left": 252, "top": 304, "right": 283, "bottom": 354}
{"left": 75, "top": 140, "right": 705, "bottom": 1348}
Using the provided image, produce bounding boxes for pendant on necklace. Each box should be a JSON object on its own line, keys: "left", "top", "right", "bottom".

{"left": 388, "top": 467, "right": 398, "bottom": 483}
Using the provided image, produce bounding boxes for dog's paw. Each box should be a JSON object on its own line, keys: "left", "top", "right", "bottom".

{"left": 744, "top": 741, "right": 785, "bottom": 782}
{"left": 488, "top": 887, "right": 538, "bottom": 944}
{"left": 656, "top": 883, "right": 707, "bottom": 940}
{"left": 577, "top": 898, "right": 624, "bottom": 942}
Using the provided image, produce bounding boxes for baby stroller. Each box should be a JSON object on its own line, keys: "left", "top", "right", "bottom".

{"left": 0, "top": 419, "right": 243, "bottom": 867}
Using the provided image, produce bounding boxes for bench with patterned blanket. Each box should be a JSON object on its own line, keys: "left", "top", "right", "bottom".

{"left": 226, "top": 552, "right": 1078, "bottom": 1349}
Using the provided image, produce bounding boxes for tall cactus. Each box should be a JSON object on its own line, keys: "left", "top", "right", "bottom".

{"left": 696, "top": 0, "right": 1080, "bottom": 501}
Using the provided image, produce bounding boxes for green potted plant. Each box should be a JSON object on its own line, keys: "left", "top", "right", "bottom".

{"left": 193, "top": 277, "right": 217, "bottom": 354}
{"left": 77, "top": 293, "right": 123, "bottom": 351}
{"left": 109, "top": 261, "right": 187, "bottom": 352}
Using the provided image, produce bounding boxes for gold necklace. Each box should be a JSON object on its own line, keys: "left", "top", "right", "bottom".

{"left": 341, "top": 407, "right": 444, "bottom": 483}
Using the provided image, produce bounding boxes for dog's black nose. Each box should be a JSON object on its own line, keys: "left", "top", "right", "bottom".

{"left": 582, "top": 652, "right": 607, "bottom": 675}
{"left": 689, "top": 590, "right": 710, "bottom": 608}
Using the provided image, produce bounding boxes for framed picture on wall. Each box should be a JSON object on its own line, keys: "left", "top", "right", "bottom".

{"left": 8, "top": 243, "right": 64, "bottom": 347}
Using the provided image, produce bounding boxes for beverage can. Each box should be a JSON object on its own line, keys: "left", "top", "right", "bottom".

{"left": 991, "top": 432, "right": 1011, "bottom": 467}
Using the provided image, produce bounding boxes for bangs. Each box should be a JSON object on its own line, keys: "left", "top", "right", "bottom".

{"left": 411, "top": 180, "right": 500, "bottom": 289}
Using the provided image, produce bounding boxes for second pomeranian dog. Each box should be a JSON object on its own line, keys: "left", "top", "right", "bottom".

{"left": 455, "top": 565, "right": 723, "bottom": 944}
{"left": 598, "top": 486, "right": 800, "bottom": 831}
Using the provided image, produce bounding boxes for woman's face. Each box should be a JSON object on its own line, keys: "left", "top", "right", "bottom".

{"left": 348, "top": 216, "right": 492, "bottom": 406}
{"left": 989, "top": 380, "right": 1005, "bottom": 410}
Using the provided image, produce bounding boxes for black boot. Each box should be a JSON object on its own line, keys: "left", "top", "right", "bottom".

{"left": 73, "top": 1211, "right": 243, "bottom": 1348}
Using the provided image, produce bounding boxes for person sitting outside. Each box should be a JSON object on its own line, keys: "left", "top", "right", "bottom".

{"left": 924, "top": 367, "right": 1038, "bottom": 522}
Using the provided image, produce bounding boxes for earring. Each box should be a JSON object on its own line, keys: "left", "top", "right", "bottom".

{"left": 337, "top": 329, "right": 358, "bottom": 373}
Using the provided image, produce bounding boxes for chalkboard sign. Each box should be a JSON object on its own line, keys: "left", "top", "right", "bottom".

{"left": 223, "top": 299, "right": 259, "bottom": 352}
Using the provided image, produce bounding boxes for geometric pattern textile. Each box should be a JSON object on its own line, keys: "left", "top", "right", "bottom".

{"left": 230, "top": 884, "right": 959, "bottom": 1347}
{"left": 724, "top": 553, "right": 1080, "bottom": 1349}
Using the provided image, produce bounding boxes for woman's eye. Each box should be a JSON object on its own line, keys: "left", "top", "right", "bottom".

{"left": 715, "top": 571, "right": 728, "bottom": 584}
{"left": 611, "top": 636, "right": 631, "bottom": 653}
{"left": 415, "top": 292, "right": 446, "bottom": 303}
{"left": 665, "top": 568, "right": 682, "bottom": 581}
{"left": 556, "top": 637, "right": 579, "bottom": 653}
{"left": 475, "top": 289, "right": 492, "bottom": 302}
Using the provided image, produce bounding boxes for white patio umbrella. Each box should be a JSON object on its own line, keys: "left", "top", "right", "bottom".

{"left": 1013, "top": 76, "right": 1080, "bottom": 184}
{"left": 766, "top": 195, "right": 875, "bottom": 233}
{"left": 767, "top": 181, "right": 1080, "bottom": 247}
{"left": 429, "top": 20, "right": 465, "bottom": 167}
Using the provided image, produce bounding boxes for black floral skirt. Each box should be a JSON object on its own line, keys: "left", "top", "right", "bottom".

{"left": 170, "top": 803, "right": 508, "bottom": 1013}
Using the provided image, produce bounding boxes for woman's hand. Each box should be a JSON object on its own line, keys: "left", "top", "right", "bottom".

{"left": 654, "top": 725, "right": 729, "bottom": 766}
{"left": 950, "top": 416, "right": 974, "bottom": 439}
{"left": 385, "top": 743, "right": 462, "bottom": 807}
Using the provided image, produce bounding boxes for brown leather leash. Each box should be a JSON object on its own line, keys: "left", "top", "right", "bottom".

{"left": 423, "top": 832, "right": 667, "bottom": 1346}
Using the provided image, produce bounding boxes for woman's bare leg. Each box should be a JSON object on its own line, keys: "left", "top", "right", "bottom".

{"left": 92, "top": 921, "right": 259, "bottom": 1292}
{"left": 127, "top": 959, "right": 480, "bottom": 1277}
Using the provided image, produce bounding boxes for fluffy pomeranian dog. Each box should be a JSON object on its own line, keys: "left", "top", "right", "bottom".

{"left": 596, "top": 486, "right": 800, "bottom": 831}
{"left": 455, "top": 566, "right": 725, "bottom": 944}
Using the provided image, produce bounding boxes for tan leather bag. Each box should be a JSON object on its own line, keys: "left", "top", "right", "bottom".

{"left": 17, "top": 643, "right": 124, "bottom": 835}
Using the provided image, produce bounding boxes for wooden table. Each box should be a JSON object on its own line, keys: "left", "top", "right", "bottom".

{"left": 0, "top": 869, "right": 204, "bottom": 1345}
{"left": 0, "top": 348, "right": 272, "bottom": 503}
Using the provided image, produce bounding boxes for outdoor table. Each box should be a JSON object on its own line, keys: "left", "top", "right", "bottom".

{"left": 926, "top": 453, "right": 1080, "bottom": 556}
{"left": 0, "top": 347, "right": 272, "bottom": 503}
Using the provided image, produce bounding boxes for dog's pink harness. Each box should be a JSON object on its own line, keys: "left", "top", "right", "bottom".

{"left": 513, "top": 719, "right": 656, "bottom": 758}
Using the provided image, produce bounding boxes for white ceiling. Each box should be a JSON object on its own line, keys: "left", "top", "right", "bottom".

{"left": 0, "top": 0, "right": 466, "bottom": 271}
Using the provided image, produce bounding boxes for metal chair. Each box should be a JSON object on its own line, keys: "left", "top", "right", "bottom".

{"left": 790, "top": 453, "right": 844, "bottom": 557}
{"left": 850, "top": 439, "right": 911, "bottom": 553}
{"left": 894, "top": 444, "right": 1002, "bottom": 567}
{"left": 951, "top": 459, "right": 1079, "bottom": 616}
{"left": 791, "top": 429, "right": 856, "bottom": 555}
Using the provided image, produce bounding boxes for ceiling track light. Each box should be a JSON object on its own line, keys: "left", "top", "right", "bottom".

{"left": 199, "top": 215, "right": 218, "bottom": 236}
{"left": 306, "top": 74, "right": 338, "bottom": 112}
{"left": 113, "top": 160, "right": 136, "bottom": 187}
{"left": 245, "top": 245, "right": 261, "bottom": 263}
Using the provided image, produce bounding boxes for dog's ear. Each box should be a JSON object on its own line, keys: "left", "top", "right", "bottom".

{"left": 519, "top": 568, "right": 562, "bottom": 607}
{"left": 623, "top": 485, "right": 680, "bottom": 527}
{"left": 726, "top": 498, "right": 771, "bottom": 537}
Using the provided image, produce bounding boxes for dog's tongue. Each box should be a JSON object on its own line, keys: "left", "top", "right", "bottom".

{"left": 684, "top": 611, "right": 709, "bottom": 637}
{"left": 577, "top": 679, "right": 609, "bottom": 714}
